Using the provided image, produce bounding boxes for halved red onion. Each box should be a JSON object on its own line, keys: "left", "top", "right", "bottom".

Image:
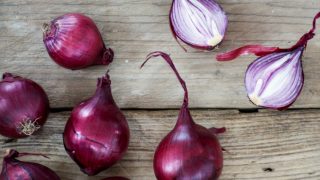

{"left": 245, "top": 47, "right": 304, "bottom": 110}
{"left": 217, "top": 12, "right": 320, "bottom": 110}
{"left": 170, "top": 0, "right": 228, "bottom": 50}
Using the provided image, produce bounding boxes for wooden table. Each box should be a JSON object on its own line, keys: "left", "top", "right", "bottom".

{"left": 1, "top": 0, "right": 320, "bottom": 179}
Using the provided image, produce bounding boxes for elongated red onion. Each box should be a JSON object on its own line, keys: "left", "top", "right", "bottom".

{"left": 43, "top": 13, "right": 113, "bottom": 70}
{"left": 170, "top": 0, "right": 228, "bottom": 50}
{"left": 216, "top": 12, "right": 320, "bottom": 110}
{"left": 101, "top": 177, "right": 130, "bottom": 180}
{"left": 63, "top": 73, "right": 129, "bottom": 176}
{"left": 0, "top": 73, "right": 49, "bottom": 138}
{"left": 0, "top": 149, "right": 60, "bottom": 180}
{"left": 141, "top": 52, "right": 225, "bottom": 180}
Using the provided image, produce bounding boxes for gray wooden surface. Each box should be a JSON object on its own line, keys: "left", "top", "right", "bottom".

{"left": 1, "top": 110, "right": 320, "bottom": 180}
{"left": 0, "top": 0, "right": 319, "bottom": 108}
{"left": 1, "top": 0, "right": 320, "bottom": 180}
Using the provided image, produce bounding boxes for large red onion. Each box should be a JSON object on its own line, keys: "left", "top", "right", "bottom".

{"left": 141, "top": 52, "right": 225, "bottom": 180}
{"left": 43, "top": 13, "right": 114, "bottom": 70}
{"left": 217, "top": 12, "right": 320, "bottom": 110}
{"left": 63, "top": 73, "right": 130, "bottom": 176}
{"left": 170, "top": 0, "right": 228, "bottom": 50}
{"left": 0, "top": 149, "right": 60, "bottom": 180}
{"left": 0, "top": 73, "right": 49, "bottom": 138}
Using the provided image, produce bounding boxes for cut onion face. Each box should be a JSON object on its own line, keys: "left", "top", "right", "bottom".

{"left": 216, "top": 12, "right": 320, "bottom": 110}
{"left": 170, "top": 0, "right": 228, "bottom": 50}
{"left": 245, "top": 47, "right": 304, "bottom": 110}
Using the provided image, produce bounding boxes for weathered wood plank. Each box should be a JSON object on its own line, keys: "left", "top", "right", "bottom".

{"left": 0, "top": 109, "right": 319, "bottom": 179}
{"left": 0, "top": 0, "right": 319, "bottom": 108}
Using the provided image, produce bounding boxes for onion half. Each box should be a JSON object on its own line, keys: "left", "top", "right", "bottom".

{"left": 170, "top": 0, "right": 228, "bottom": 50}
{"left": 216, "top": 12, "right": 320, "bottom": 110}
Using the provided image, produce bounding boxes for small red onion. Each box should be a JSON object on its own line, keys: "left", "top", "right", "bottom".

{"left": 101, "top": 177, "right": 130, "bottom": 180}
{"left": 217, "top": 12, "right": 320, "bottom": 110}
{"left": 170, "top": 0, "right": 228, "bottom": 50}
{"left": 141, "top": 52, "right": 225, "bottom": 180}
{"left": 43, "top": 13, "right": 114, "bottom": 70}
{"left": 63, "top": 73, "right": 130, "bottom": 176}
{"left": 0, "top": 149, "right": 60, "bottom": 180}
{"left": 0, "top": 73, "right": 49, "bottom": 138}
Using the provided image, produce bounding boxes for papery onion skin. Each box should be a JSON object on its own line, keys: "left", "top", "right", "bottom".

{"left": 101, "top": 177, "right": 130, "bottom": 180}
{"left": 170, "top": 0, "right": 228, "bottom": 50}
{"left": 43, "top": 13, "right": 114, "bottom": 70}
{"left": 0, "top": 149, "right": 60, "bottom": 180}
{"left": 63, "top": 73, "right": 129, "bottom": 176}
{"left": 141, "top": 52, "right": 225, "bottom": 180}
{"left": 245, "top": 47, "right": 304, "bottom": 110}
{"left": 0, "top": 73, "right": 49, "bottom": 138}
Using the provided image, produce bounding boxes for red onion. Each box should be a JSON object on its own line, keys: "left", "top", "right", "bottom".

{"left": 63, "top": 73, "right": 129, "bottom": 176}
{"left": 141, "top": 52, "right": 225, "bottom": 180}
{"left": 43, "top": 13, "right": 114, "bottom": 70}
{"left": 0, "top": 149, "right": 60, "bottom": 180}
{"left": 170, "top": 0, "right": 228, "bottom": 50}
{"left": 101, "top": 177, "right": 130, "bottom": 180}
{"left": 0, "top": 73, "right": 49, "bottom": 138}
{"left": 216, "top": 12, "right": 320, "bottom": 110}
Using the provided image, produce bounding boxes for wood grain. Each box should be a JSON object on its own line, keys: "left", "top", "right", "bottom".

{"left": 0, "top": 0, "right": 319, "bottom": 108}
{"left": 0, "top": 109, "right": 319, "bottom": 180}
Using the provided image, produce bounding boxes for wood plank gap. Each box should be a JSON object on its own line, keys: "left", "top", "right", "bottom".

{"left": 49, "top": 107, "right": 320, "bottom": 113}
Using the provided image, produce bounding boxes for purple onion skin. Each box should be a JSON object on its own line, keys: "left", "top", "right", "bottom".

{"left": 63, "top": 74, "right": 129, "bottom": 176}
{"left": 43, "top": 13, "right": 114, "bottom": 70}
{"left": 170, "top": 0, "right": 228, "bottom": 50}
{"left": 154, "top": 108, "right": 223, "bottom": 180}
{"left": 101, "top": 177, "right": 130, "bottom": 180}
{"left": 141, "top": 52, "right": 225, "bottom": 180}
{"left": 0, "top": 150, "right": 60, "bottom": 180}
{"left": 0, "top": 73, "right": 49, "bottom": 138}
{"left": 245, "top": 47, "right": 304, "bottom": 110}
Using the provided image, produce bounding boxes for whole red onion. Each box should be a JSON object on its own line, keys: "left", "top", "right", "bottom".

{"left": 0, "top": 73, "right": 49, "bottom": 138}
{"left": 43, "top": 13, "right": 114, "bottom": 70}
{"left": 101, "top": 177, "right": 130, "bottom": 180}
{"left": 141, "top": 52, "right": 225, "bottom": 180}
{"left": 63, "top": 73, "right": 130, "bottom": 176}
{"left": 0, "top": 149, "right": 60, "bottom": 180}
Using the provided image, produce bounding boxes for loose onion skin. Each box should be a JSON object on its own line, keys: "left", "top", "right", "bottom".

{"left": 141, "top": 52, "right": 225, "bottom": 180}
{"left": 63, "top": 73, "right": 129, "bottom": 176}
{"left": 0, "top": 73, "right": 49, "bottom": 138}
{"left": 0, "top": 149, "right": 60, "bottom": 180}
{"left": 43, "top": 13, "right": 114, "bottom": 70}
